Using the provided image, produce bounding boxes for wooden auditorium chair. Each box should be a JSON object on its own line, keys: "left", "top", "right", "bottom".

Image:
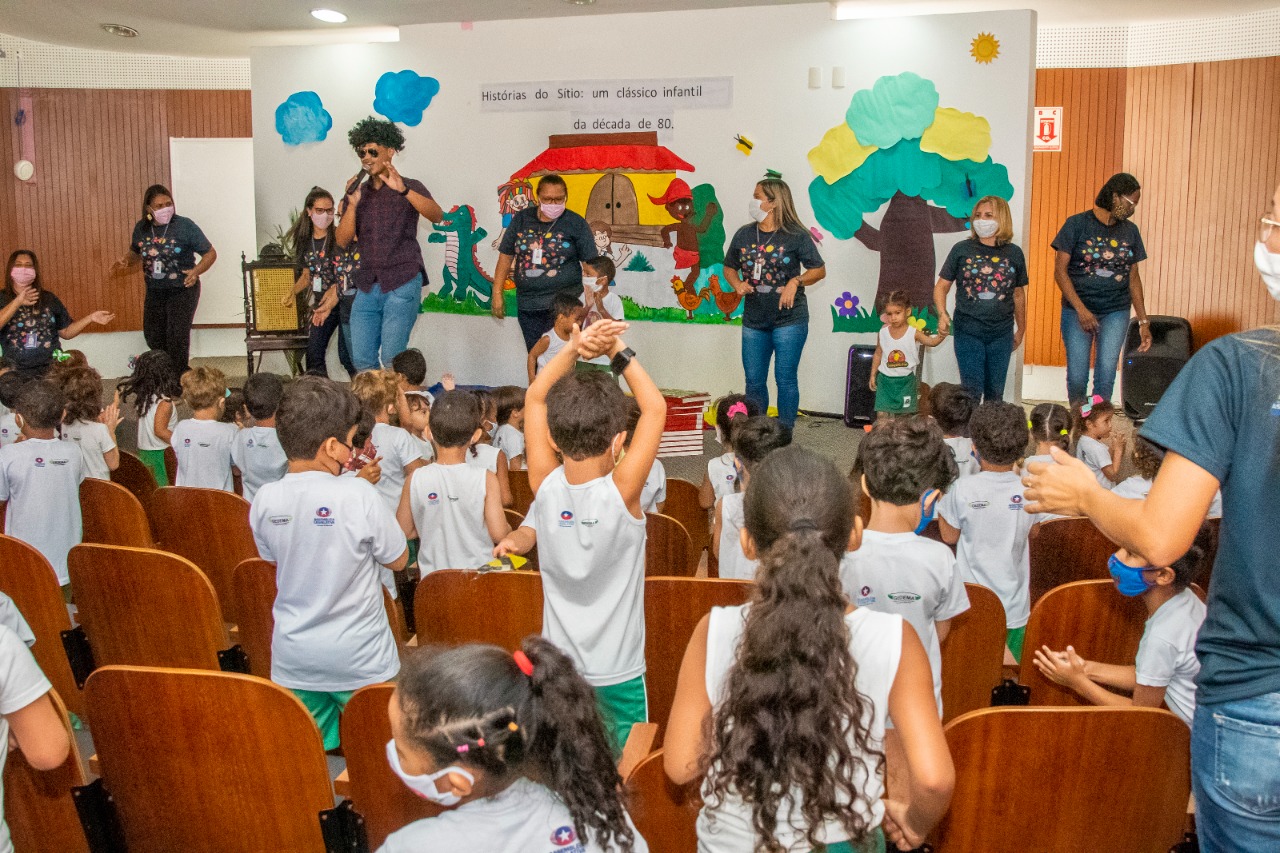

{"left": 662, "top": 478, "right": 711, "bottom": 564}
{"left": 645, "top": 512, "right": 696, "bottom": 577}
{"left": 939, "top": 583, "right": 1007, "bottom": 723}
{"left": 623, "top": 750, "right": 701, "bottom": 853}
{"left": 80, "top": 477, "right": 154, "bottom": 548}
{"left": 4, "top": 690, "right": 89, "bottom": 853}
{"left": 109, "top": 450, "right": 159, "bottom": 510}
{"left": 1028, "top": 516, "right": 1117, "bottom": 607}
{"left": 413, "top": 569, "right": 543, "bottom": 649}
{"left": 508, "top": 468, "right": 535, "bottom": 516}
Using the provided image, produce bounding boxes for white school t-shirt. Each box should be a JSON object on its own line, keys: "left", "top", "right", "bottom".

{"left": 640, "top": 458, "right": 666, "bottom": 514}
{"left": 409, "top": 462, "right": 493, "bottom": 575}
{"left": 412, "top": 434, "right": 435, "bottom": 464}
{"left": 380, "top": 776, "right": 649, "bottom": 853}
{"left": 716, "top": 493, "right": 756, "bottom": 582}
{"left": 877, "top": 324, "right": 919, "bottom": 377}
{"left": 0, "top": 594, "right": 33, "bottom": 647}
{"left": 938, "top": 470, "right": 1042, "bottom": 629}
{"left": 0, "top": 624, "right": 54, "bottom": 853}
{"left": 526, "top": 467, "right": 647, "bottom": 686}
{"left": 840, "top": 530, "right": 969, "bottom": 712}
{"left": 231, "top": 426, "right": 289, "bottom": 503}
{"left": 369, "top": 422, "right": 427, "bottom": 513}
{"left": 707, "top": 452, "right": 738, "bottom": 501}
{"left": 944, "top": 436, "right": 980, "bottom": 478}
{"left": 1135, "top": 587, "right": 1206, "bottom": 726}
{"left": 494, "top": 424, "right": 525, "bottom": 467}
{"left": 1111, "top": 475, "right": 1153, "bottom": 500}
{"left": 138, "top": 398, "right": 177, "bottom": 451}
{"left": 466, "top": 442, "right": 502, "bottom": 475}
{"left": 1075, "top": 435, "right": 1114, "bottom": 489}
{"left": 535, "top": 329, "right": 572, "bottom": 373}
{"left": 251, "top": 471, "right": 405, "bottom": 691}
{"left": 0, "top": 437, "right": 84, "bottom": 585}
{"left": 172, "top": 418, "right": 238, "bottom": 491}
{"left": 61, "top": 419, "right": 115, "bottom": 481}
{"left": 698, "top": 605, "right": 900, "bottom": 852}
{"left": 0, "top": 416, "right": 18, "bottom": 449}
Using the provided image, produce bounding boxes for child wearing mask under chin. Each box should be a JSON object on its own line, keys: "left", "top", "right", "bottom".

{"left": 1032, "top": 524, "right": 1213, "bottom": 727}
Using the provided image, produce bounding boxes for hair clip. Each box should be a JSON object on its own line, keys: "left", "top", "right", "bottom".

{"left": 1060, "top": 428, "right": 1070, "bottom": 436}
{"left": 1027, "top": 419, "right": 1033, "bottom": 430}
{"left": 507, "top": 721, "right": 520, "bottom": 732}
{"left": 1080, "top": 394, "right": 1104, "bottom": 418}
{"left": 726, "top": 401, "right": 748, "bottom": 419}
{"left": 764, "top": 169, "right": 782, "bottom": 180}
{"left": 456, "top": 743, "right": 470, "bottom": 754}
{"left": 513, "top": 650, "right": 534, "bottom": 676}
{"left": 52, "top": 349, "right": 71, "bottom": 363}
{"left": 788, "top": 518, "right": 818, "bottom": 532}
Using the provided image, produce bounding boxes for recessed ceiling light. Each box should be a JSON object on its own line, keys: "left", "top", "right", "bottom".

{"left": 311, "top": 9, "right": 348, "bottom": 23}
{"left": 566, "top": 0, "right": 597, "bottom": 5}
{"left": 100, "top": 24, "right": 139, "bottom": 38}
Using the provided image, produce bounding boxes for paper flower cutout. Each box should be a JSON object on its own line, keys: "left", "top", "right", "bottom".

{"left": 275, "top": 91, "right": 332, "bottom": 145}
{"left": 373, "top": 70, "right": 441, "bottom": 127}
{"left": 835, "top": 292, "right": 860, "bottom": 318}
{"left": 971, "top": 33, "right": 1000, "bottom": 64}
{"left": 908, "top": 315, "right": 927, "bottom": 330}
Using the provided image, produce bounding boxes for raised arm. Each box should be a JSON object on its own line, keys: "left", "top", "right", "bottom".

{"left": 61, "top": 310, "right": 116, "bottom": 340}
{"left": 607, "top": 335, "right": 666, "bottom": 516}
{"left": 523, "top": 324, "right": 585, "bottom": 493}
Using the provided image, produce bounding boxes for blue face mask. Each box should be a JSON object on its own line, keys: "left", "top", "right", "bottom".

{"left": 1108, "top": 554, "right": 1154, "bottom": 597}
{"left": 914, "top": 489, "right": 939, "bottom": 536}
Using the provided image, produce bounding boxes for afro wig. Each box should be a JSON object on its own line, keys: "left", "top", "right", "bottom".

{"left": 347, "top": 116, "right": 406, "bottom": 152}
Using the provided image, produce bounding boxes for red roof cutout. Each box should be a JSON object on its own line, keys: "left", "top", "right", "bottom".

{"left": 512, "top": 144, "right": 695, "bottom": 179}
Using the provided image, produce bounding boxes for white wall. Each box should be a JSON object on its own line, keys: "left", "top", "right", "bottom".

{"left": 251, "top": 4, "right": 1035, "bottom": 409}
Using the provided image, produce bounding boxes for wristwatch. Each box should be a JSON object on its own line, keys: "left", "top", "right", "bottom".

{"left": 1137, "top": 319, "right": 1150, "bottom": 326}
{"left": 610, "top": 347, "right": 636, "bottom": 376}
{"left": 397, "top": 185, "right": 410, "bottom": 197}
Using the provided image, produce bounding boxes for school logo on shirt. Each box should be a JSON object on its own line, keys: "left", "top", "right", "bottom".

{"left": 558, "top": 510, "right": 575, "bottom": 528}
{"left": 550, "top": 826, "right": 577, "bottom": 846}
{"left": 183, "top": 438, "right": 192, "bottom": 446}
{"left": 887, "top": 591, "right": 922, "bottom": 603}
{"left": 50, "top": 459, "right": 67, "bottom": 466}
{"left": 247, "top": 438, "right": 255, "bottom": 447}
{"left": 33, "top": 457, "right": 44, "bottom": 468}
{"left": 314, "top": 506, "right": 335, "bottom": 527}
{"left": 1008, "top": 494, "right": 1024, "bottom": 511}
{"left": 426, "top": 491, "right": 440, "bottom": 505}
{"left": 855, "top": 585, "right": 876, "bottom": 606}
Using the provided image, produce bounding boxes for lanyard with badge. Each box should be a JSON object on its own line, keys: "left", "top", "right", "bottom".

{"left": 531, "top": 219, "right": 557, "bottom": 267}
{"left": 310, "top": 237, "right": 328, "bottom": 292}
{"left": 751, "top": 225, "right": 774, "bottom": 294}
{"left": 149, "top": 222, "right": 172, "bottom": 280}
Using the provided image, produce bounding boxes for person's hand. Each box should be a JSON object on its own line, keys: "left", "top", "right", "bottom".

{"left": 491, "top": 291, "right": 506, "bottom": 319}
{"left": 440, "top": 373, "right": 456, "bottom": 391}
{"left": 1137, "top": 322, "right": 1153, "bottom": 353}
{"left": 1013, "top": 323, "right": 1025, "bottom": 349}
{"left": 280, "top": 291, "right": 296, "bottom": 308}
{"left": 869, "top": 372, "right": 878, "bottom": 392}
{"left": 779, "top": 278, "right": 800, "bottom": 310}
{"left": 1109, "top": 430, "right": 1127, "bottom": 454}
{"left": 661, "top": 238, "right": 673, "bottom": 249}
{"left": 356, "top": 455, "right": 383, "bottom": 485}
{"left": 18, "top": 288, "right": 38, "bottom": 307}
{"left": 88, "top": 310, "right": 115, "bottom": 326}
{"left": 731, "top": 278, "right": 756, "bottom": 297}
{"left": 1076, "top": 307, "right": 1099, "bottom": 333}
{"left": 1023, "top": 446, "right": 1100, "bottom": 516}
{"left": 183, "top": 269, "right": 199, "bottom": 288}
{"left": 310, "top": 307, "right": 331, "bottom": 327}
{"left": 344, "top": 170, "right": 365, "bottom": 197}
{"left": 493, "top": 535, "right": 522, "bottom": 558}
{"left": 1032, "top": 645, "right": 1089, "bottom": 689}
{"left": 99, "top": 391, "right": 123, "bottom": 433}
{"left": 382, "top": 163, "right": 407, "bottom": 195}
{"left": 937, "top": 312, "right": 951, "bottom": 337}
{"left": 111, "top": 255, "right": 133, "bottom": 275}
{"left": 882, "top": 799, "right": 926, "bottom": 851}
{"left": 579, "top": 319, "right": 628, "bottom": 360}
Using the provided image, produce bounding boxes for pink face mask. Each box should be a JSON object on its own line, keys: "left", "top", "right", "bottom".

{"left": 310, "top": 211, "right": 334, "bottom": 230}
{"left": 10, "top": 268, "right": 35, "bottom": 286}
{"left": 539, "top": 202, "right": 566, "bottom": 220}
{"left": 151, "top": 205, "right": 175, "bottom": 226}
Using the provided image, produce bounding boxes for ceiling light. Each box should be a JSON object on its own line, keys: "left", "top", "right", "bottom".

{"left": 311, "top": 9, "right": 348, "bottom": 23}
{"left": 567, "top": 0, "right": 597, "bottom": 5}
{"left": 100, "top": 24, "right": 139, "bottom": 38}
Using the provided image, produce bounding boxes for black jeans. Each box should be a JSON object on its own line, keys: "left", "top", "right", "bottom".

{"left": 306, "top": 295, "right": 356, "bottom": 378}
{"left": 143, "top": 283, "right": 200, "bottom": 372}
{"left": 517, "top": 307, "right": 555, "bottom": 352}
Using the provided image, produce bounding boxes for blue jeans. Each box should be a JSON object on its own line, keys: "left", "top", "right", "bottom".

{"left": 952, "top": 330, "right": 1014, "bottom": 403}
{"left": 350, "top": 274, "right": 423, "bottom": 371}
{"left": 742, "top": 322, "right": 808, "bottom": 427}
{"left": 1060, "top": 304, "right": 1129, "bottom": 404}
{"left": 1191, "top": 691, "right": 1280, "bottom": 851}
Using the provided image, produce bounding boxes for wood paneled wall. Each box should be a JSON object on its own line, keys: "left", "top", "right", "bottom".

{"left": 0, "top": 89, "right": 250, "bottom": 331}
{"left": 1027, "top": 57, "right": 1280, "bottom": 366}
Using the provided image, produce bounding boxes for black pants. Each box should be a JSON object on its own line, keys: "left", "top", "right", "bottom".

{"left": 306, "top": 295, "right": 356, "bottom": 378}
{"left": 517, "top": 307, "right": 555, "bottom": 352}
{"left": 143, "top": 284, "right": 200, "bottom": 373}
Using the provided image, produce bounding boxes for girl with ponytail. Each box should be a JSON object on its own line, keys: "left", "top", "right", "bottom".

{"left": 382, "top": 636, "right": 646, "bottom": 852}
{"left": 665, "top": 446, "right": 953, "bottom": 852}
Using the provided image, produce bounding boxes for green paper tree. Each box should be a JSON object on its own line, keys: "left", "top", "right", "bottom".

{"left": 808, "top": 72, "right": 1014, "bottom": 312}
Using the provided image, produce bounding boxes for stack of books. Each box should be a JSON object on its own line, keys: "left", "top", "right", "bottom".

{"left": 658, "top": 389, "right": 712, "bottom": 457}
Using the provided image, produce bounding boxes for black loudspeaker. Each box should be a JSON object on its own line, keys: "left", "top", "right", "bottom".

{"left": 845, "top": 344, "right": 876, "bottom": 427}
{"left": 1121, "top": 315, "right": 1192, "bottom": 421}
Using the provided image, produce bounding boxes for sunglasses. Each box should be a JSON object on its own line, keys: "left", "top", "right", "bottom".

{"left": 357, "top": 147, "right": 380, "bottom": 159}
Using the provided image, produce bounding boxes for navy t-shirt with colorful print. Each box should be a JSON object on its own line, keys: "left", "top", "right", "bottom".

{"left": 724, "top": 225, "right": 824, "bottom": 330}
{"left": 938, "top": 239, "right": 1029, "bottom": 341}
{"left": 130, "top": 215, "right": 213, "bottom": 291}
{"left": 294, "top": 236, "right": 358, "bottom": 307}
{"left": 0, "top": 290, "right": 74, "bottom": 371}
{"left": 1051, "top": 211, "right": 1147, "bottom": 316}
{"left": 498, "top": 207, "right": 596, "bottom": 312}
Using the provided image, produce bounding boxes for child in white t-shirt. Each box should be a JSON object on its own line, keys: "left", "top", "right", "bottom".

{"left": 0, "top": 381, "right": 84, "bottom": 589}
{"left": 578, "top": 257, "right": 626, "bottom": 371}
{"left": 939, "top": 401, "right": 1046, "bottom": 664}
{"left": 1022, "top": 402, "right": 1072, "bottom": 472}
{"left": 1073, "top": 395, "right": 1123, "bottom": 488}
{"left": 929, "top": 383, "right": 979, "bottom": 479}
{"left": 494, "top": 318, "right": 665, "bottom": 755}
{"left": 1033, "top": 525, "right": 1212, "bottom": 726}
{"left": 383, "top": 638, "right": 647, "bottom": 852}
{"left": 714, "top": 416, "right": 791, "bottom": 581}
{"left": 171, "top": 366, "right": 239, "bottom": 492}
{"left": 350, "top": 369, "right": 428, "bottom": 514}
{"left": 231, "top": 373, "right": 289, "bottom": 503}
{"left": 399, "top": 390, "right": 509, "bottom": 576}
{"left": 466, "top": 389, "right": 513, "bottom": 509}
{"left": 117, "top": 349, "right": 181, "bottom": 486}
{"left": 401, "top": 391, "right": 435, "bottom": 464}
{"left": 491, "top": 385, "right": 527, "bottom": 471}
{"left": 0, "top": 375, "right": 20, "bottom": 449}
{"left": 699, "top": 393, "right": 760, "bottom": 510}
{"left": 527, "top": 293, "right": 585, "bottom": 383}
{"left": 250, "top": 377, "right": 408, "bottom": 750}
{"left": 55, "top": 366, "right": 121, "bottom": 481}
{"left": 843, "top": 416, "right": 969, "bottom": 714}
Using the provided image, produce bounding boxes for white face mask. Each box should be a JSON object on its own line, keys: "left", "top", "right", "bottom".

{"left": 748, "top": 198, "right": 769, "bottom": 223}
{"left": 310, "top": 211, "right": 334, "bottom": 230}
{"left": 973, "top": 218, "right": 999, "bottom": 239}
{"left": 1254, "top": 241, "right": 1280, "bottom": 300}
{"left": 385, "top": 740, "right": 474, "bottom": 806}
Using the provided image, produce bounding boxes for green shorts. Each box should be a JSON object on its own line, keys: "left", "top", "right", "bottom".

{"left": 1006, "top": 626, "right": 1026, "bottom": 663}
{"left": 137, "top": 448, "right": 170, "bottom": 486}
{"left": 594, "top": 675, "right": 648, "bottom": 760}
{"left": 406, "top": 538, "right": 419, "bottom": 569}
{"left": 821, "top": 827, "right": 886, "bottom": 853}
{"left": 874, "top": 373, "right": 919, "bottom": 414}
{"left": 292, "top": 688, "right": 355, "bottom": 750}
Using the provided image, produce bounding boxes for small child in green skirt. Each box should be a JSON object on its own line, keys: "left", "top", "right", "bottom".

{"left": 869, "top": 290, "right": 946, "bottom": 419}
{"left": 118, "top": 350, "right": 182, "bottom": 486}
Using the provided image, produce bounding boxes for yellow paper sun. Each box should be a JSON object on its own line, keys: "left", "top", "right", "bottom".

{"left": 971, "top": 32, "right": 1000, "bottom": 64}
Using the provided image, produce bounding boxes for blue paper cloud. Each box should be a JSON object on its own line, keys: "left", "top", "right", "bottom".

{"left": 275, "top": 91, "right": 332, "bottom": 145}
{"left": 373, "top": 70, "right": 441, "bottom": 127}
{"left": 845, "top": 72, "right": 939, "bottom": 149}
